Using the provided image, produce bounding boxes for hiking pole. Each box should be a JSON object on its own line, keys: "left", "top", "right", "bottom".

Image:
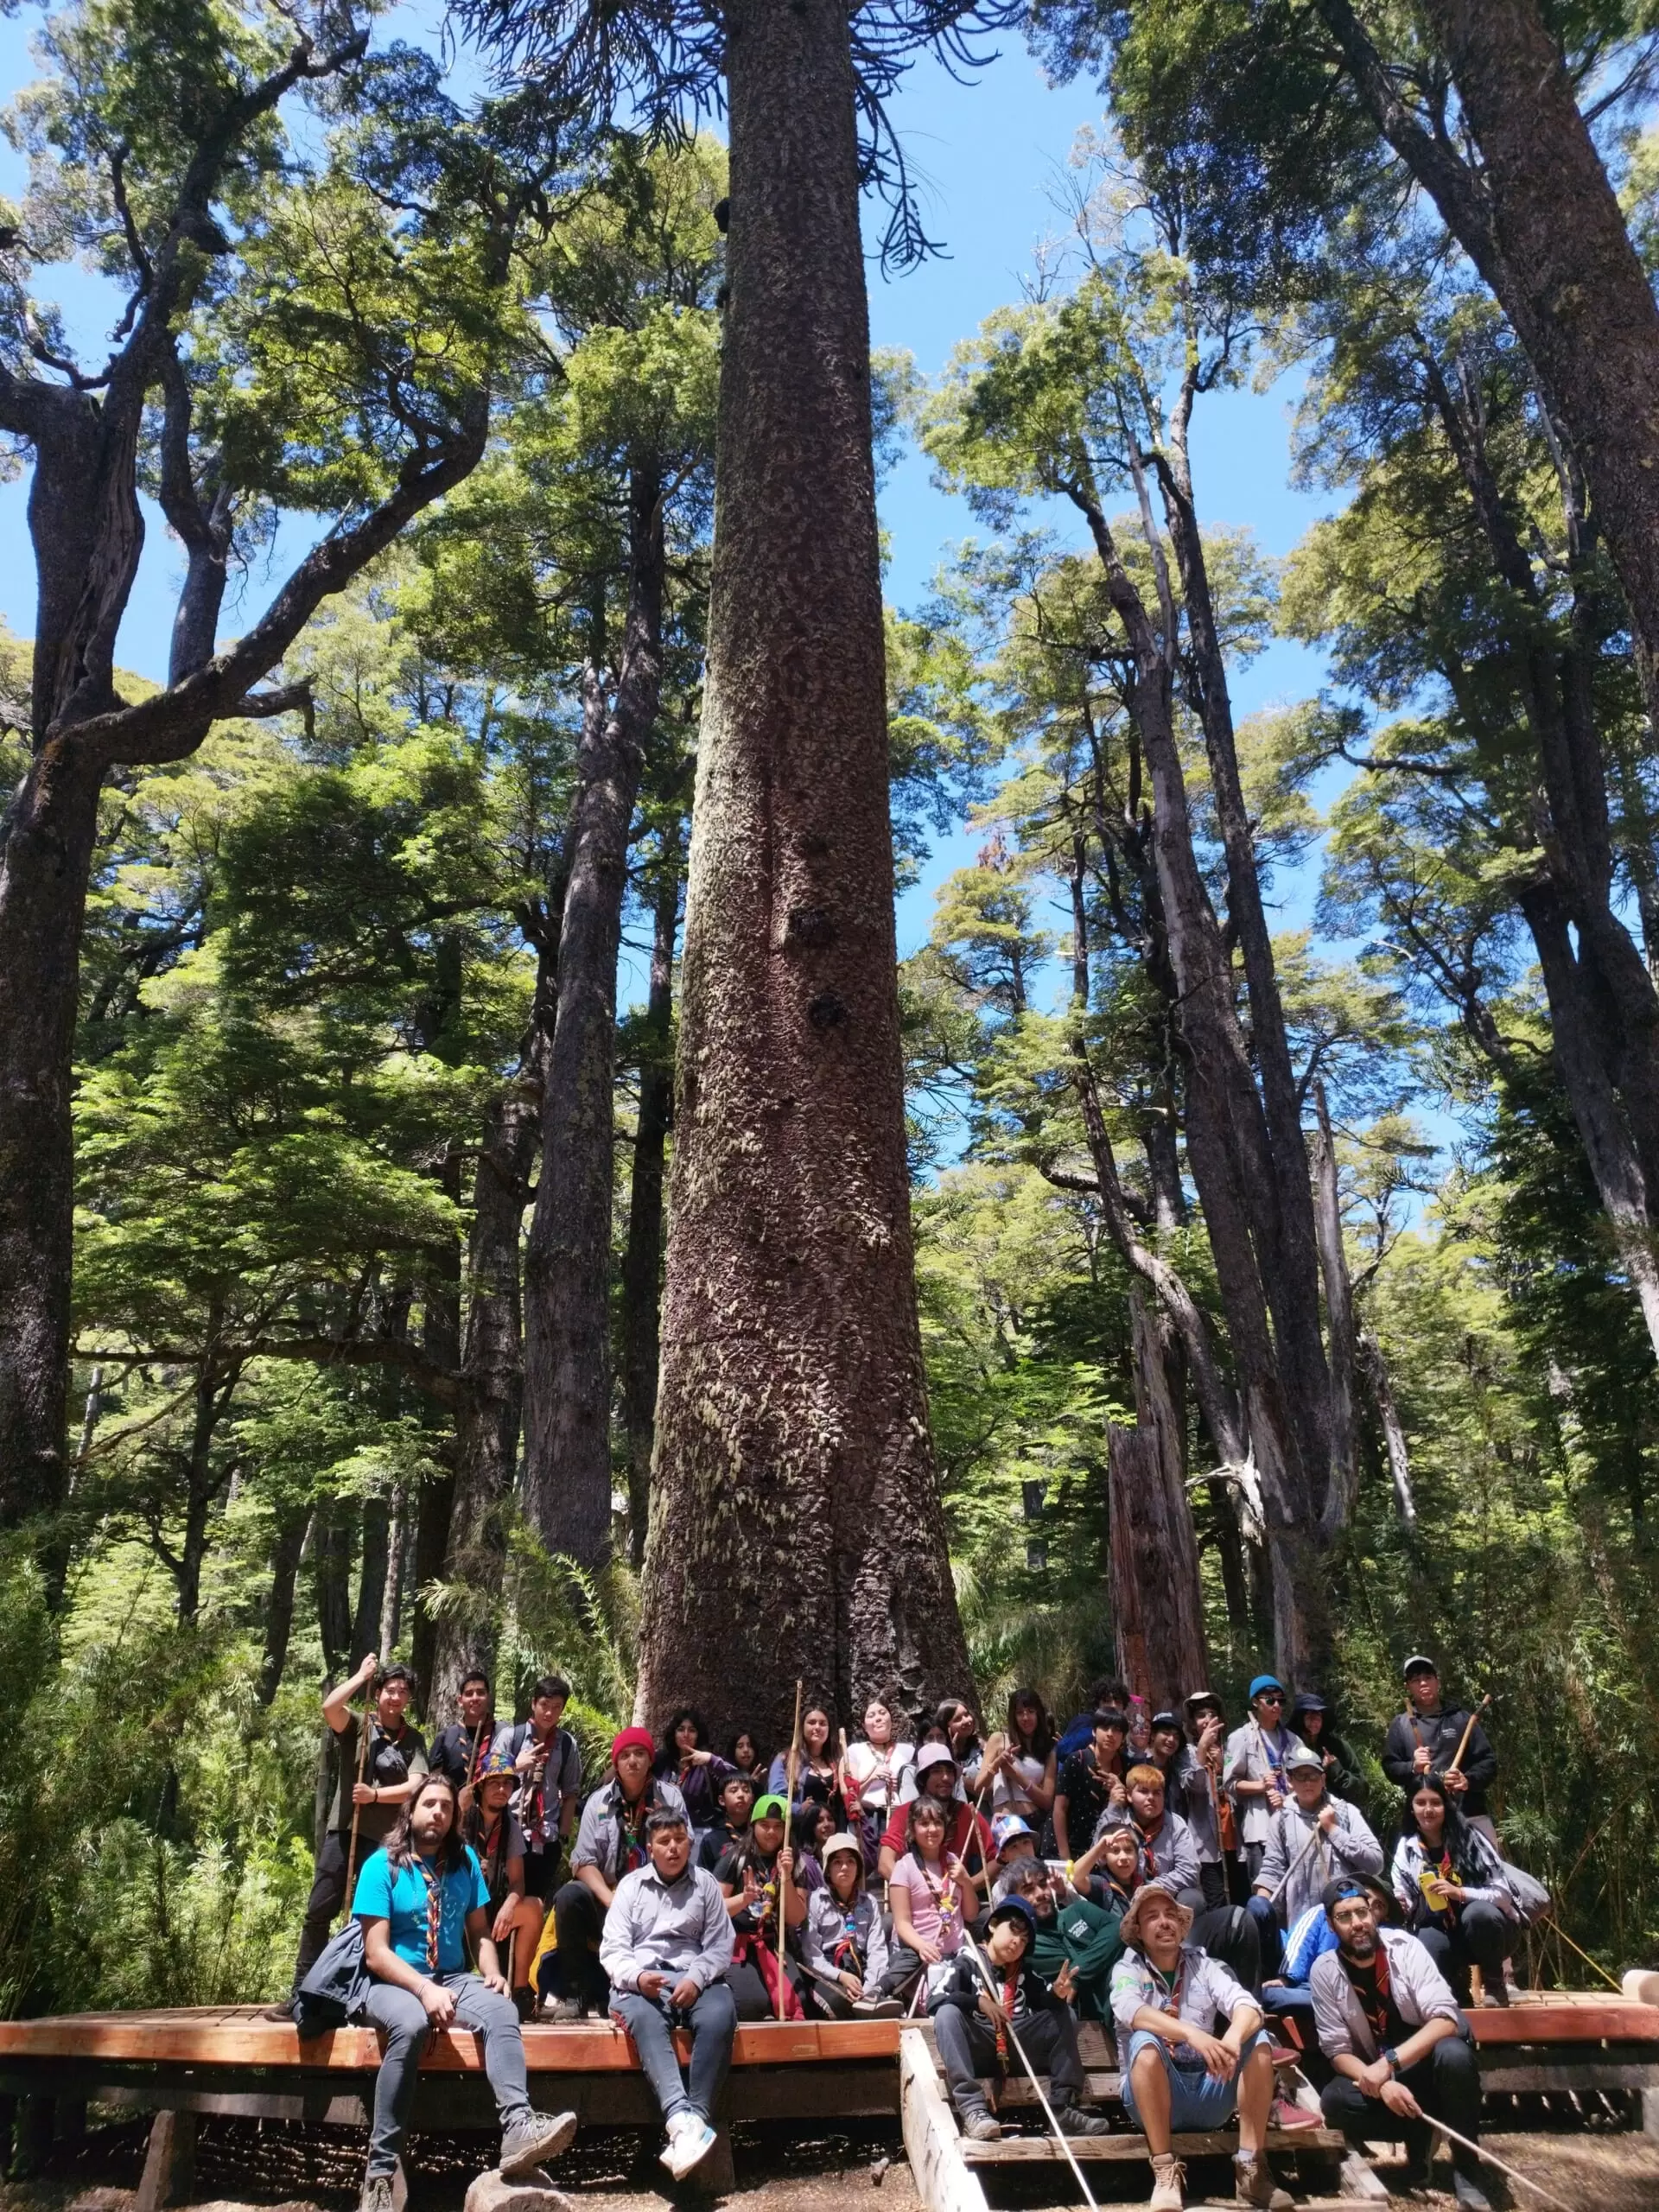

{"left": 1416, "top": 2113, "right": 1576, "bottom": 2212}
{"left": 778, "top": 1678, "right": 804, "bottom": 2022}
{"left": 1263, "top": 1818, "right": 1332, "bottom": 1910}
{"left": 1448, "top": 1694, "right": 1491, "bottom": 1779}
{"left": 957, "top": 1923, "right": 1099, "bottom": 2211}
{"left": 337, "top": 1679, "right": 375, "bottom": 1929}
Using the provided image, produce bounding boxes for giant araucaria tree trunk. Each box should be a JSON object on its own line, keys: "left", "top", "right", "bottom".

{"left": 636, "top": 0, "right": 970, "bottom": 1739}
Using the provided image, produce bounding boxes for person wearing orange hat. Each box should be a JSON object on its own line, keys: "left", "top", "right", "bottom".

{"left": 543, "top": 1726, "right": 684, "bottom": 2020}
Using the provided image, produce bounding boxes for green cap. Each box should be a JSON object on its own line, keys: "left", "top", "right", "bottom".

{"left": 752, "top": 1793, "right": 789, "bottom": 1822}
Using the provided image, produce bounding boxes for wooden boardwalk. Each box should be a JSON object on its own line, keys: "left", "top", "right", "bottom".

{"left": 2, "top": 1995, "right": 1656, "bottom": 2209}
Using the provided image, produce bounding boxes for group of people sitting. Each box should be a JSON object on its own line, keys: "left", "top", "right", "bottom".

{"left": 283, "top": 1649, "right": 1535, "bottom": 2212}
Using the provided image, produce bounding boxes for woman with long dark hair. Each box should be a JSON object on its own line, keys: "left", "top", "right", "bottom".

{"left": 767, "top": 1698, "right": 847, "bottom": 1828}
{"left": 654, "top": 1707, "right": 737, "bottom": 1829}
{"left": 980, "top": 1687, "right": 1058, "bottom": 1824}
{"left": 1390, "top": 1774, "right": 1518, "bottom": 2005}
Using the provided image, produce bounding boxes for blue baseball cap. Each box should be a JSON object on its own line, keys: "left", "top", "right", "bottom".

{"left": 1249, "top": 1674, "right": 1287, "bottom": 1700}
{"left": 987, "top": 1893, "right": 1036, "bottom": 1934}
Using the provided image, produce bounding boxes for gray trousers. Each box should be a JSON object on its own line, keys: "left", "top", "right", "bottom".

{"left": 612, "top": 1982, "right": 737, "bottom": 2125}
{"left": 364, "top": 1974, "right": 531, "bottom": 2175}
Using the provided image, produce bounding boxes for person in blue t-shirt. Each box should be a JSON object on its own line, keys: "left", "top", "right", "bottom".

{"left": 353, "top": 1773, "right": 575, "bottom": 2212}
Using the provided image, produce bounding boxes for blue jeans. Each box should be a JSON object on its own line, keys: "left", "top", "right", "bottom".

{"left": 1246, "top": 1893, "right": 1285, "bottom": 1978}
{"left": 612, "top": 1981, "right": 737, "bottom": 2126}
{"left": 1120, "top": 2027, "right": 1272, "bottom": 2132}
{"left": 364, "top": 1974, "right": 531, "bottom": 2177}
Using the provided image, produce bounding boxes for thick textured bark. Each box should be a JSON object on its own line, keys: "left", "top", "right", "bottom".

{"left": 351, "top": 1497, "right": 390, "bottom": 1667}
{"left": 1319, "top": 0, "right": 1659, "bottom": 718}
{"left": 523, "top": 471, "right": 665, "bottom": 1567}
{"left": 620, "top": 860, "right": 680, "bottom": 1569}
{"left": 0, "top": 738, "right": 105, "bottom": 1528}
{"left": 637, "top": 0, "right": 969, "bottom": 1741}
{"left": 1108, "top": 1290, "right": 1210, "bottom": 1710}
{"left": 432, "top": 1082, "right": 538, "bottom": 1715}
{"left": 257, "top": 1507, "right": 311, "bottom": 1706}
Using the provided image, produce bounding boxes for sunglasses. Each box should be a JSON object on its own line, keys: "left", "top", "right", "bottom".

{"left": 1256, "top": 1693, "right": 1285, "bottom": 1707}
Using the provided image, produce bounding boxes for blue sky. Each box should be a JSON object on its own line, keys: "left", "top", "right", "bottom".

{"left": 0, "top": 7, "right": 1338, "bottom": 982}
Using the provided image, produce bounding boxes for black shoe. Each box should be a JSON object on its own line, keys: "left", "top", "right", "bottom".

{"left": 263, "top": 1997, "right": 298, "bottom": 2023}
{"left": 1052, "top": 2101, "right": 1111, "bottom": 2137}
{"left": 1401, "top": 2152, "right": 1433, "bottom": 2192}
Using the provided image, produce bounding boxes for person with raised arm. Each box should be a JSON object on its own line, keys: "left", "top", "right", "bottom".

{"left": 284, "top": 1653, "right": 429, "bottom": 2004}
{"left": 929, "top": 1894, "right": 1111, "bottom": 2142}
{"left": 1176, "top": 1690, "right": 1236, "bottom": 1908}
{"left": 1110, "top": 1884, "right": 1290, "bottom": 2212}
{"left": 1224, "top": 1677, "right": 1303, "bottom": 1885}
{"left": 599, "top": 1805, "right": 736, "bottom": 2183}
{"left": 353, "top": 1772, "right": 575, "bottom": 2212}
{"left": 1052, "top": 1706, "right": 1129, "bottom": 1861}
{"left": 1313, "top": 1878, "right": 1490, "bottom": 2209}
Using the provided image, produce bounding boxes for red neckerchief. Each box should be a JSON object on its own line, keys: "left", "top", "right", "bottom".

{"left": 1135, "top": 1819, "right": 1159, "bottom": 1878}
{"left": 995, "top": 1967, "right": 1019, "bottom": 2065}
{"left": 1342, "top": 1940, "right": 1395, "bottom": 2047}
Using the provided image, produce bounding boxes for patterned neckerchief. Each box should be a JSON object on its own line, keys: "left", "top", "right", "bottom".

{"left": 1341, "top": 1941, "right": 1397, "bottom": 2048}
{"left": 416, "top": 1855, "right": 444, "bottom": 1972}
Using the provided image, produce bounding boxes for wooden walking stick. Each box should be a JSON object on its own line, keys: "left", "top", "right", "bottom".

{"left": 777, "top": 1679, "right": 804, "bottom": 2022}
{"left": 957, "top": 1922, "right": 1099, "bottom": 2210}
{"left": 1416, "top": 2114, "right": 1576, "bottom": 2212}
{"left": 1263, "top": 1815, "right": 1333, "bottom": 1909}
{"left": 1447, "top": 1693, "right": 1491, "bottom": 1778}
{"left": 337, "top": 1682, "right": 376, "bottom": 1930}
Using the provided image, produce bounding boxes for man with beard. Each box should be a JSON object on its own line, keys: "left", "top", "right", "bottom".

{"left": 353, "top": 1773, "right": 575, "bottom": 2212}
{"left": 1312, "top": 1879, "right": 1491, "bottom": 2209}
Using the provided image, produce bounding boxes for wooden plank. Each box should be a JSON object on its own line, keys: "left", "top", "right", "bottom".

{"left": 1337, "top": 2151, "right": 1390, "bottom": 2202}
{"left": 1476, "top": 2060, "right": 1659, "bottom": 2092}
{"left": 0, "top": 2011, "right": 903, "bottom": 2073}
{"left": 1465, "top": 2000, "right": 1659, "bottom": 2044}
{"left": 133, "top": 2110, "right": 196, "bottom": 2212}
{"left": 958, "top": 2126, "right": 1345, "bottom": 2163}
{"left": 899, "top": 2028, "right": 988, "bottom": 2212}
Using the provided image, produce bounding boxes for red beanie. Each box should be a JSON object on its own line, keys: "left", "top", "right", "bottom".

{"left": 612, "top": 1726, "right": 656, "bottom": 1764}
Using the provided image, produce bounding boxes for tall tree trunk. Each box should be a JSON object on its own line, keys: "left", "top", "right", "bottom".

{"left": 351, "top": 1497, "right": 390, "bottom": 1667}
{"left": 0, "top": 741, "right": 105, "bottom": 1530}
{"left": 1108, "top": 1290, "right": 1210, "bottom": 1710}
{"left": 432, "top": 1081, "right": 538, "bottom": 1717}
{"left": 1160, "top": 394, "right": 1332, "bottom": 1494}
{"left": 315, "top": 1503, "right": 353, "bottom": 1679}
{"left": 1319, "top": 0, "right": 1659, "bottom": 718}
{"left": 1311, "top": 1084, "right": 1358, "bottom": 1540}
{"left": 523, "top": 470, "right": 666, "bottom": 1568}
{"left": 636, "top": 0, "right": 969, "bottom": 1741}
{"left": 257, "top": 1507, "right": 311, "bottom": 1706}
{"left": 1357, "top": 1332, "right": 1416, "bottom": 1534}
{"left": 410, "top": 1154, "right": 462, "bottom": 1706}
{"left": 620, "top": 857, "right": 680, "bottom": 1569}
{"left": 379, "top": 1485, "right": 407, "bottom": 1656}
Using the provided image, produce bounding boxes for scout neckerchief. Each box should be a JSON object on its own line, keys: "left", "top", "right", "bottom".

{"left": 863, "top": 1740, "right": 899, "bottom": 1808}
{"left": 525, "top": 1725, "right": 562, "bottom": 1839}
{"left": 468, "top": 1726, "right": 493, "bottom": 1787}
{"left": 1143, "top": 1948, "right": 1190, "bottom": 2023}
{"left": 416, "top": 1853, "right": 446, "bottom": 1972}
{"left": 481, "top": 1807, "right": 512, "bottom": 1896}
{"left": 1341, "top": 1940, "right": 1397, "bottom": 2050}
{"left": 1134, "top": 1817, "right": 1160, "bottom": 1879}
{"left": 915, "top": 1852, "right": 959, "bottom": 1932}
{"left": 993, "top": 1961, "right": 1021, "bottom": 2068}
{"left": 1254, "top": 1717, "right": 1290, "bottom": 1792}
{"left": 615, "top": 1784, "right": 651, "bottom": 1876}
{"left": 828, "top": 1892, "right": 866, "bottom": 1974}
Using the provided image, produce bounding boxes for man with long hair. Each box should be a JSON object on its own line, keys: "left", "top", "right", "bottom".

{"left": 353, "top": 1773, "right": 576, "bottom": 2212}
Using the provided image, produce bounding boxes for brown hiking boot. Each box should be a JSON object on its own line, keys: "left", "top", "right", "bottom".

{"left": 1149, "top": 2152, "right": 1185, "bottom": 2211}
{"left": 1233, "top": 2151, "right": 1292, "bottom": 2209}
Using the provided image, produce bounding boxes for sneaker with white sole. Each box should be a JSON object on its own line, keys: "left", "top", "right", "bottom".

{"left": 500, "top": 2110, "right": 577, "bottom": 2177}
{"left": 662, "top": 2114, "right": 717, "bottom": 2181}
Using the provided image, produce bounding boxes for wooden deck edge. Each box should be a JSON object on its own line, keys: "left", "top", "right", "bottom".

{"left": 899, "top": 2029, "right": 988, "bottom": 2212}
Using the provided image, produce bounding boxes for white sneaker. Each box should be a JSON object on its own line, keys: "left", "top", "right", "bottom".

{"left": 663, "top": 2115, "right": 717, "bottom": 2181}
